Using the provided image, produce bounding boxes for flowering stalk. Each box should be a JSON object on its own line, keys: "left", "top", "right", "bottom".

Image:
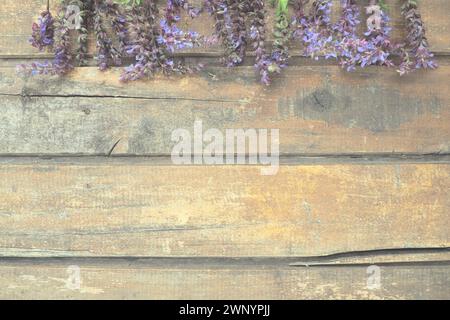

{"left": 205, "top": 0, "right": 247, "bottom": 67}
{"left": 248, "top": 0, "right": 270, "bottom": 84}
{"left": 301, "top": 0, "right": 335, "bottom": 60}
{"left": 93, "top": 0, "right": 116, "bottom": 70}
{"left": 397, "top": 0, "right": 437, "bottom": 75}
{"left": 333, "top": 0, "right": 363, "bottom": 71}
{"left": 120, "top": 0, "right": 164, "bottom": 80}
{"left": 159, "top": 0, "right": 201, "bottom": 54}
{"left": 76, "top": 0, "right": 90, "bottom": 66}
{"left": 29, "top": 0, "right": 55, "bottom": 51}
{"left": 104, "top": 0, "right": 128, "bottom": 64}
{"left": 120, "top": 0, "right": 200, "bottom": 82}
{"left": 265, "top": 0, "right": 290, "bottom": 79}
{"left": 224, "top": 0, "right": 249, "bottom": 66}
{"left": 360, "top": 0, "right": 395, "bottom": 67}
{"left": 292, "top": 0, "right": 309, "bottom": 41}
{"left": 165, "top": 0, "right": 200, "bottom": 21}
{"left": 18, "top": 0, "right": 73, "bottom": 76}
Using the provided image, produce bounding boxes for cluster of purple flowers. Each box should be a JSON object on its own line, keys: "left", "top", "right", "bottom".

{"left": 298, "top": 0, "right": 336, "bottom": 60}
{"left": 120, "top": 0, "right": 201, "bottom": 82}
{"left": 29, "top": 10, "right": 55, "bottom": 51}
{"left": 18, "top": 4, "right": 73, "bottom": 76}
{"left": 249, "top": 0, "right": 303, "bottom": 85}
{"left": 20, "top": 0, "right": 438, "bottom": 84}
{"left": 104, "top": 0, "right": 129, "bottom": 66}
{"left": 205, "top": 0, "right": 250, "bottom": 67}
{"left": 359, "top": 6, "right": 395, "bottom": 68}
{"left": 295, "top": 0, "right": 394, "bottom": 70}
{"left": 333, "top": 0, "right": 362, "bottom": 71}
{"left": 248, "top": 0, "right": 270, "bottom": 85}
{"left": 20, "top": 0, "right": 202, "bottom": 80}
{"left": 158, "top": 19, "right": 200, "bottom": 53}
{"left": 166, "top": 0, "right": 200, "bottom": 20}
{"left": 397, "top": 0, "right": 437, "bottom": 75}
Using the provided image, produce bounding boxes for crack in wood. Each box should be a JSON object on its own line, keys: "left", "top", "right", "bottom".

{"left": 0, "top": 92, "right": 242, "bottom": 104}
{"left": 0, "top": 248, "right": 449, "bottom": 267}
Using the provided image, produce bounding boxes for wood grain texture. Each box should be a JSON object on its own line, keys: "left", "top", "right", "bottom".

{"left": 0, "top": 260, "right": 449, "bottom": 299}
{"left": 0, "top": 0, "right": 449, "bottom": 57}
{"left": 1, "top": 65, "right": 449, "bottom": 155}
{"left": 0, "top": 0, "right": 449, "bottom": 300}
{"left": 0, "top": 162, "right": 448, "bottom": 258}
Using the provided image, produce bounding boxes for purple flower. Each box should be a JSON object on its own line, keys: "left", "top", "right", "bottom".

{"left": 29, "top": 10, "right": 54, "bottom": 51}
{"left": 295, "top": 0, "right": 336, "bottom": 60}
{"left": 397, "top": 0, "right": 437, "bottom": 75}
{"left": 120, "top": 0, "right": 201, "bottom": 82}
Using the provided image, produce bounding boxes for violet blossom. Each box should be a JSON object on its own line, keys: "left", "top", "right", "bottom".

{"left": 358, "top": 0, "right": 395, "bottom": 68}
{"left": 18, "top": 3, "right": 73, "bottom": 76}
{"left": 29, "top": 10, "right": 55, "bottom": 51}
{"left": 248, "top": 0, "right": 270, "bottom": 85}
{"left": 299, "top": 0, "right": 336, "bottom": 60}
{"left": 120, "top": 0, "right": 201, "bottom": 82}
{"left": 397, "top": 0, "right": 437, "bottom": 75}
{"left": 333, "top": 0, "right": 364, "bottom": 71}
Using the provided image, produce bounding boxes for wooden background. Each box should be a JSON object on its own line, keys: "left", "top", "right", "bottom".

{"left": 0, "top": 0, "right": 449, "bottom": 299}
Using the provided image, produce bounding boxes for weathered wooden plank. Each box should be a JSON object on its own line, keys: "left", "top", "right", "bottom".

{"left": 0, "top": 162, "right": 448, "bottom": 258}
{"left": 0, "top": 260, "right": 449, "bottom": 299}
{"left": 0, "top": 0, "right": 449, "bottom": 57}
{"left": 1, "top": 65, "right": 449, "bottom": 155}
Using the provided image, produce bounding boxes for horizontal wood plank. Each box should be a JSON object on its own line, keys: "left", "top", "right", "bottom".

{"left": 0, "top": 260, "right": 449, "bottom": 299}
{"left": 0, "top": 162, "right": 448, "bottom": 258}
{"left": 0, "top": 0, "right": 449, "bottom": 57}
{"left": 1, "top": 65, "right": 449, "bottom": 155}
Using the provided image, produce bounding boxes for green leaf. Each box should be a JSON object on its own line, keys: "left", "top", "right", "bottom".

{"left": 276, "top": 0, "right": 289, "bottom": 16}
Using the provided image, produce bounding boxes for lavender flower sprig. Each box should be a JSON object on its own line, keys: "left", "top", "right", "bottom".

{"left": 104, "top": 0, "right": 129, "bottom": 64}
{"left": 397, "top": 0, "right": 437, "bottom": 75}
{"left": 333, "top": 0, "right": 363, "bottom": 71}
{"left": 225, "top": 0, "right": 250, "bottom": 67}
{"left": 120, "top": 0, "right": 166, "bottom": 81}
{"left": 359, "top": 0, "right": 395, "bottom": 68}
{"left": 334, "top": 0, "right": 394, "bottom": 71}
{"left": 120, "top": 0, "right": 201, "bottom": 82}
{"left": 205, "top": 0, "right": 248, "bottom": 67}
{"left": 204, "top": 0, "right": 231, "bottom": 57}
{"left": 93, "top": 0, "right": 115, "bottom": 70}
{"left": 165, "top": 0, "right": 200, "bottom": 21}
{"left": 248, "top": 0, "right": 270, "bottom": 84}
{"left": 18, "top": 1, "right": 73, "bottom": 76}
{"left": 75, "top": 0, "right": 90, "bottom": 66}
{"left": 30, "top": 10, "right": 55, "bottom": 51}
{"left": 301, "top": 0, "right": 336, "bottom": 60}
{"left": 159, "top": 19, "right": 201, "bottom": 53}
{"left": 292, "top": 0, "right": 309, "bottom": 40}
{"left": 265, "top": 0, "right": 291, "bottom": 82}
{"left": 159, "top": 0, "right": 201, "bottom": 54}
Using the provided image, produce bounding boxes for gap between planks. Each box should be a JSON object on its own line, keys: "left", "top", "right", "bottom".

{"left": 0, "top": 154, "right": 449, "bottom": 165}
{"left": 1, "top": 260, "right": 448, "bottom": 299}
{"left": 1, "top": 247, "right": 450, "bottom": 267}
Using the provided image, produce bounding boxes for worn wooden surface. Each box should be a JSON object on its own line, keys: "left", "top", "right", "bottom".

{"left": 0, "top": 161, "right": 449, "bottom": 257}
{"left": 0, "top": 0, "right": 449, "bottom": 299}
{"left": 1, "top": 66, "right": 450, "bottom": 155}
{"left": 1, "top": 259, "right": 449, "bottom": 300}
